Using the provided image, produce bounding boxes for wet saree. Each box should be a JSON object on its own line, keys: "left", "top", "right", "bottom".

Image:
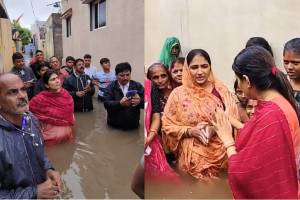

{"left": 272, "top": 96, "right": 300, "bottom": 171}
{"left": 228, "top": 99, "right": 298, "bottom": 199}
{"left": 162, "top": 62, "right": 238, "bottom": 180}
{"left": 29, "top": 89, "right": 75, "bottom": 145}
{"left": 144, "top": 79, "right": 179, "bottom": 180}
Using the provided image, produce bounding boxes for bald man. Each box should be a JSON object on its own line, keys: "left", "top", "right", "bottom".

{"left": 0, "top": 73, "right": 62, "bottom": 199}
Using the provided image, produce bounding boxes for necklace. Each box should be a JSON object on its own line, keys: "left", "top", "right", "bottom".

{"left": 0, "top": 113, "right": 40, "bottom": 146}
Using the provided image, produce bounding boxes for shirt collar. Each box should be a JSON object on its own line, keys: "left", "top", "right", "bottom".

{"left": 13, "top": 66, "right": 24, "bottom": 71}
{"left": 73, "top": 70, "right": 83, "bottom": 78}
{"left": 118, "top": 81, "right": 130, "bottom": 89}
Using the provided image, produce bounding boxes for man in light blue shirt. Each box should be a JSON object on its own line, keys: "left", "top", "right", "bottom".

{"left": 93, "top": 58, "right": 116, "bottom": 101}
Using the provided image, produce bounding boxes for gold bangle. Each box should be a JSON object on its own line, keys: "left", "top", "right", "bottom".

{"left": 226, "top": 144, "right": 236, "bottom": 150}
{"left": 149, "top": 130, "right": 158, "bottom": 135}
{"left": 224, "top": 142, "right": 235, "bottom": 149}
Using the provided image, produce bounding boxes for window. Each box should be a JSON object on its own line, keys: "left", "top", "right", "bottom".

{"left": 66, "top": 17, "right": 71, "bottom": 37}
{"left": 90, "top": 0, "right": 106, "bottom": 30}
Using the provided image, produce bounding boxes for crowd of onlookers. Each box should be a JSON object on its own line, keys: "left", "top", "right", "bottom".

{"left": 0, "top": 50, "right": 144, "bottom": 198}
{"left": 11, "top": 50, "right": 144, "bottom": 137}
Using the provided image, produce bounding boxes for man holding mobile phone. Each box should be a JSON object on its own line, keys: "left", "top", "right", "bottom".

{"left": 10, "top": 52, "right": 36, "bottom": 100}
{"left": 104, "top": 62, "right": 144, "bottom": 130}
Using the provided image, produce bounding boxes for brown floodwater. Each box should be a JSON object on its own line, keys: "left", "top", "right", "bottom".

{"left": 44, "top": 96, "right": 232, "bottom": 199}
{"left": 145, "top": 169, "right": 233, "bottom": 199}
{"left": 45, "top": 98, "right": 144, "bottom": 199}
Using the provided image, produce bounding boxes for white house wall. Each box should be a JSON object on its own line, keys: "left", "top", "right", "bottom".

{"left": 62, "top": 0, "right": 144, "bottom": 83}
{"left": 145, "top": 0, "right": 300, "bottom": 88}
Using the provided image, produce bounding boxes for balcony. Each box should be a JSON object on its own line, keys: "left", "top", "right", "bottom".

{"left": 61, "top": 8, "right": 72, "bottom": 19}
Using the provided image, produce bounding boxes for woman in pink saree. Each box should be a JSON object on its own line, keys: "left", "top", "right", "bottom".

{"left": 144, "top": 78, "right": 179, "bottom": 181}
{"left": 213, "top": 46, "right": 299, "bottom": 199}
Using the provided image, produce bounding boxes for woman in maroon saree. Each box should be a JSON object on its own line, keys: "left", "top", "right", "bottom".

{"left": 30, "top": 70, "right": 75, "bottom": 145}
{"left": 212, "top": 46, "right": 299, "bottom": 199}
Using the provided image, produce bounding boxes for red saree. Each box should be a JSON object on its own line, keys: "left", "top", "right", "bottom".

{"left": 29, "top": 88, "right": 75, "bottom": 144}
{"left": 30, "top": 89, "right": 74, "bottom": 126}
{"left": 229, "top": 100, "right": 298, "bottom": 199}
{"left": 144, "top": 79, "right": 180, "bottom": 181}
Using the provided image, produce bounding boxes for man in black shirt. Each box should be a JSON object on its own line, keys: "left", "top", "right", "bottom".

{"left": 63, "top": 58, "right": 95, "bottom": 112}
{"left": 104, "top": 62, "right": 144, "bottom": 130}
{"left": 10, "top": 52, "right": 36, "bottom": 100}
{"left": 30, "top": 50, "right": 49, "bottom": 79}
{"left": 62, "top": 56, "right": 75, "bottom": 75}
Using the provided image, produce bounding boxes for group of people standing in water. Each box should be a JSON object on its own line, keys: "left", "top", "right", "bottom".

{"left": 141, "top": 36, "right": 300, "bottom": 199}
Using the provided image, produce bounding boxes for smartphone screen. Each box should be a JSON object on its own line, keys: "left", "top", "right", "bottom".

{"left": 126, "top": 90, "right": 137, "bottom": 97}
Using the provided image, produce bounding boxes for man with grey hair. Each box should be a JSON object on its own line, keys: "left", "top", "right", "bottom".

{"left": 0, "top": 73, "right": 62, "bottom": 199}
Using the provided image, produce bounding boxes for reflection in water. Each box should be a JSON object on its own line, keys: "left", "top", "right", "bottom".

{"left": 45, "top": 98, "right": 143, "bottom": 199}
{"left": 146, "top": 170, "right": 233, "bottom": 199}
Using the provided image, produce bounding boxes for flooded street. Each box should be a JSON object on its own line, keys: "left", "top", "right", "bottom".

{"left": 45, "top": 97, "right": 144, "bottom": 199}
{"left": 146, "top": 170, "right": 232, "bottom": 199}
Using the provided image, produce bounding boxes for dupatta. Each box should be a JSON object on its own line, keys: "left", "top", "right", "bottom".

{"left": 144, "top": 79, "right": 152, "bottom": 133}
{"left": 162, "top": 61, "right": 238, "bottom": 179}
{"left": 29, "top": 88, "right": 75, "bottom": 126}
{"left": 159, "top": 37, "right": 181, "bottom": 68}
{"left": 228, "top": 101, "right": 298, "bottom": 199}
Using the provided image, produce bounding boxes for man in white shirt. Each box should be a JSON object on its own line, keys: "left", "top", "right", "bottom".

{"left": 93, "top": 58, "right": 116, "bottom": 101}
{"left": 83, "top": 54, "right": 97, "bottom": 78}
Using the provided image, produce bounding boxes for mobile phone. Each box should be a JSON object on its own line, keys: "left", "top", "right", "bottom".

{"left": 126, "top": 90, "right": 137, "bottom": 98}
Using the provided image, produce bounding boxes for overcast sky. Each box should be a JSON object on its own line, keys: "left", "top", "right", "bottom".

{"left": 4, "top": 0, "right": 60, "bottom": 29}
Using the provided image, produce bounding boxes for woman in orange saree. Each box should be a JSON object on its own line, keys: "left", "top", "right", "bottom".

{"left": 162, "top": 49, "right": 238, "bottom": 180}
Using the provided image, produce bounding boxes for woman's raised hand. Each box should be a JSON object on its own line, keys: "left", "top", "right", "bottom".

{"left": 211, "top": 108, "right": 234, "bottom": 146}
{"left": 223, "top": 92, "right": 244, "bottom": 129}
{"left": 224, "top": 92, "right": 239, "bottom": 118}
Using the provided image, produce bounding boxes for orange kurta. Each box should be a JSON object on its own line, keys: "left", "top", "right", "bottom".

{"left": 162, "top": 62, "right": 238, "bottom": 180}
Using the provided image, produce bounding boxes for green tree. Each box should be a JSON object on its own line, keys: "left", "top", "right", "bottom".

{"left": 12, "top": 20, "right": 32, "bottom": 45}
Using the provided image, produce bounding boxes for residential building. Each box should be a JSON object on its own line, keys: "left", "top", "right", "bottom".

{"left": 0, "top": 0, "right": 13, "bottom": 72}
{"left": 31, "top": 20, "right": 46, "bottom": 53}
{"left": 145, "top": 0, "right": 300, "bottom": 87}
{"left": 60, "top": 0, "right": 144, "bottom": 82}
{"left": 45, "top": 13, "right": 63, "bottom": 60}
